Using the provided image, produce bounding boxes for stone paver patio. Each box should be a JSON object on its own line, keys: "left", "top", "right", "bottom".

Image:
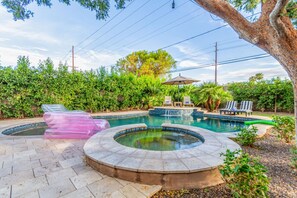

{"left": 0, "top": 137, "right": 161, "bottom": 198}
{"left": 0, "top": 111, "right": 161, "bottom": 198}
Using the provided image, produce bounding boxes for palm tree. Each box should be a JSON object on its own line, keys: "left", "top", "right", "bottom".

{"left": 196, "top": 82, "right": 233, "bottom": 112}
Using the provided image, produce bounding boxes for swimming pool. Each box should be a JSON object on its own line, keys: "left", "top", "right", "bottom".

{"left": 108, "top": 115, "right": 243, "bottom": 133}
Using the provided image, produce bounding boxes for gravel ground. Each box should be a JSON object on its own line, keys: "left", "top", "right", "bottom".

{"left": 153, "top": 132, "right": 297, "bottom": 198}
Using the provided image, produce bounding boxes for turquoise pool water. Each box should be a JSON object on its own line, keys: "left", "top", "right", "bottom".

{"left": 108, "top": 115, "right": 243, "bottom": 133}
{"left": 115, "top": 129, "right": 203, "bottom": 151}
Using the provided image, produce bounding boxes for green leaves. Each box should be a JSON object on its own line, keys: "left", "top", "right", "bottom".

{"left": 1, "top": 0, "right": 131, "bottom": 20}
{"left": 236, "top": 126, "right": 258, "bottom": 146}
{"left": 272, "top": 115, "right": 295, "bottom": 143}
{"left": 220, "top": 149, "right": 270, "bottom": 198}
{"left": 0, "top": 56, "right": 182, "bottom": 118}
{"left": 116, "top": 50, "right": 176, "bottom": 77}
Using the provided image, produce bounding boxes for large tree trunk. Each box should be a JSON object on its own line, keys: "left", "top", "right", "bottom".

{"left": 194, "top": 0, "right": 297, "bottom": 143}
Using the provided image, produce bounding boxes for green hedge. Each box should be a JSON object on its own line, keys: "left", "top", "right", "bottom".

{"left": 0, "top": 57, "right": 191, "bottom": 118}
{"left": 227, "top": 78, "right": 294, "bottom": 112}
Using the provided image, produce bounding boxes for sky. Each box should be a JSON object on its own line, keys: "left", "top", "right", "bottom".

{"left": 0, "top": 0, "right": 289, "bottom": 84}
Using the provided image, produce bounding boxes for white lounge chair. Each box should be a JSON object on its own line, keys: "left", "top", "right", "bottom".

{"left": 183, "top": 96, "right": 194, "bottom": 107}
{"left": 41, "top": 104, "right": 83, "bottom": 113}
{"left": 163, "top": 96, "right": 173, "bottom": 106}
{"left": 233, "top": 101, "right": 253, "bottom": 116}
{"left": 220, "top": 101, "right": 238, "bottom": 114}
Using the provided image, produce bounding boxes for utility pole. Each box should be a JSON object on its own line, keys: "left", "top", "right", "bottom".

{"left": 72, "top": 46, "right": 75, "bottom": 72}
{"left": 215, "top": 42, "right": 218, "bottom": 85}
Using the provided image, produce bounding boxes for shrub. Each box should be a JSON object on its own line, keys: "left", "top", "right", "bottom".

{"left": 236, "top": 126, "right": 258, "bottom": 146}
{"left": 220, "top": 149, "right": 270, "bottom": 198}
{"left": 272, "top": 116, "right": 295, "bottom": 143}
{"left": 290, "top": 146, "right": 297, "bottom": 169}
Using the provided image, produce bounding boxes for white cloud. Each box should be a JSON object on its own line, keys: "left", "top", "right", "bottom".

{"left": 72, "top": 50, "right": 123, "bottom": 70}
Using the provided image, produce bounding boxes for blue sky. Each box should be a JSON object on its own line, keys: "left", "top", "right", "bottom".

{"left": 0, "top": 0, "right": 289, "bottom": 83}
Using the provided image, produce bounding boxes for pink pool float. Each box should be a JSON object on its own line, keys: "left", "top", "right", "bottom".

{"left": 43, "top": 112, "right": 110, "bottom": 139}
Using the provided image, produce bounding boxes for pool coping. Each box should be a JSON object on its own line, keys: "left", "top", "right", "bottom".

{"left": 83, "top": 123, "right": 241, "bottom": 174}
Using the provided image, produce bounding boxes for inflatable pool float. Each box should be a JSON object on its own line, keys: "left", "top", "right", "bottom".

{"left": 244, "top": 120, "right": 276, "bottom": 126}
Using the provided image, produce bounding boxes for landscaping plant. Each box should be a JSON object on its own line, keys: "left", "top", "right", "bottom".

{"left": 236, "top": 126, "right": 258, "bottom": 146}
{"left": 290, "top": 146, "right": 297, "bottom": 169}
{"left": 220, "top": 149, "right": 270, "bottom": 198}
{"left": 272, "top": 115, "right": 296, "bottom": 143}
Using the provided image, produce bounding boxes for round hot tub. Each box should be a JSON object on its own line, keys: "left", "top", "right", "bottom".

{"left": 84, "top": 123, "right": 241, "bottom": 190}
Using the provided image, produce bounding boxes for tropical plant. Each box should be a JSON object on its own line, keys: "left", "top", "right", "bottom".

{"left": 272, "top": 115, "right": 296, "bottom": 143}
{"left": 196, "top": 82, "right": 233, "bottom": 112}
{"left": 220, "top": 149, "right": 270, "bottom": 198}
{"left": 236, "top": 126, "right": 258, "bottom": 146}
{"left": 116, "top": 50, "right": 176, "bottom": 77}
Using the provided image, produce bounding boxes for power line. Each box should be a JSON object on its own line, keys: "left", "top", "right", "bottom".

{"left": 101, "top": 1, "right": 190, "bottom": 52}
{"left": 170, "top": 53, "right": 271, "bottom": 73}
{"left": 159, "top": 24, "right": 228, "bottom": 50}
{"left": 76, "top": 0, "right": 153, "bottom": 54}
{"left": 74, "top": 0, "right": 137, "bottom": 49}
{"left": 123, "top": 11, "right": 203, "bottom": 49}
{"left": 80, "top": 0, "right": 172, "bottom": 55}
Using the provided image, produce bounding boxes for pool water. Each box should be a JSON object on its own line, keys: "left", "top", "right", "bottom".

{"left": 115, "top": 129, "right": 202, "bottom": 151}
{"left": 10, "top": 115, "right": 243, "bottom": 136}
{"left": 108, "top": 115, "right": 243, "bottom": 133}
{"left": 12, "top": 127, "right": 46, "bottom": 136}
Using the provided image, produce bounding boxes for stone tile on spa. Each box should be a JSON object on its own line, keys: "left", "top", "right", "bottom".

{"left": 60, "top": 187, "right": 94, "bottom": 198}
{"left": 115, "top": 157, "right": 143, "bottom": 171}
{"left": 59, "top": 156, "right": 84, "bottom": 168}
{"left": 11, "top": 176, "right": 48, "bottom": 197}
{"left": 130, "top": 183, "right": 162, "bottom": 197}
{"left": 163, "top": 159, "right": 189, "bottom": 173}
{"left": 197, "top": 155, "right": 224, "bottom": 167}
{"left": 119, "top": 185, "right": 146, "bottom": 198}
{"left": 87, "top": 150, "right": 113, "bottom": 162}
{"left": 138, "top": 159, "right": 164, "bottom": 172}
{"left": 100, "top": 153, "right": 126, "bottom": 167}
{"left": 70, "top": 170, "right": 103, "bottom": 189}
{"left": 181, "top": 157, "right": 212, "bottom": 172}
{"left": 174, "top": 150, "right": 195, "bottom": 159}
{"left": 161, "top": 151, "right": 177, "bottom": 159}
{"left": 87, "top": 177, "right": 124, "bottom": 197}
{"left": 38, "top": 178, "right": 76, "bottom": 198}
{"left": 115, "top": 147, "right": 136, "bottom": 155}
{"left": 145, "top": 151, "right": 162, "bottom": 159}
{"left": 46, "top": 168, "right": 77, "bottom": 185}
{"left": 0, "top": 186, "right": 10, "bottom": 197}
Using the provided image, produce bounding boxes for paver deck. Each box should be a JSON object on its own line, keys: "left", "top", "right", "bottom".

{"left": 0, "top": 111, "right": 161, "bottom": 198}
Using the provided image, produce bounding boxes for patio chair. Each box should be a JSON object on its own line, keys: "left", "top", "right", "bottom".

{"left": 232, "top": 101, "right": 253, "bottom": 116}
{"left": 41, "top": 104, "right": 84, "bottom": 113}
{"left": 183, "top": 96, "right": 194, "bottom": 107}
{"left": 219, "top": 101, "right": 238, "bottom": 114}
{"left": 163, "top": 96, "right": 173, "bottom": 106}
{"left": 43, "top": 112, "right": 110, "bottom": 139}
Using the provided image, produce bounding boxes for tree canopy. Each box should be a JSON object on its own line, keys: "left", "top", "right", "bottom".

{"left": 116, "top": 50, "right": 176, "bottom": 77}
{"left": 1, "top": 0, "right": 131, "bottom": 20}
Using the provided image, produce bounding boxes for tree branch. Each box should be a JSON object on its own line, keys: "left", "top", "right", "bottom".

{"left": 269, "top": 0, "right": 290, "bottom": 35}
{"left": 194, "top": 0, "right": 259, "bottom": 43}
